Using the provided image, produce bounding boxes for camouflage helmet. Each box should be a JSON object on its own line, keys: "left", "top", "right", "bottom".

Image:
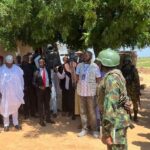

{"left": 96, "top": 48, "right": 120, "bottom": 67}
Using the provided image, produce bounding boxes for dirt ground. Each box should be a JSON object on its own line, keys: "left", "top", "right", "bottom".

{"left": 0, "top": 69, "right": 150, "bottom": 150}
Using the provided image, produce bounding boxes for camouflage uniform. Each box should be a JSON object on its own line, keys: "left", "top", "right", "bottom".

{"left": 97, "top": 69, "right": 131, "bottom": 150}
{"left": 121, "top": 64, "right": 140, "bottom": 120}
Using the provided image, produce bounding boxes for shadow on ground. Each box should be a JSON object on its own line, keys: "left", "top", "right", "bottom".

{"left": 20, "top": 115, "right": 80, "bottom": 138}
{"left": 132, "top": 87, "right": 150, "bottom": 149}
{"left": 16, "top": 88, "right": 150, "bottom": 142}
{"left": 134, "top": 88, "right": 150, "bottom": 129}
{"left": 132, "top": 141, "right": 150, "bottom": 150}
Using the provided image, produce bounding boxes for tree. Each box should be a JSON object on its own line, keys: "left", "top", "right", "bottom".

{"left": 0, "top": 0, "right": 150, "bottom": 53}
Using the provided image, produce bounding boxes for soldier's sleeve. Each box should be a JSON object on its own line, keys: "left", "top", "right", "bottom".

{"left": 134, "top": 67, "right": 140, "bottom": 94}
{"left": 104, "top": 75, "right": 120, "bottom": 113}
{"left": 103, "top": 75, "right": 120, "bottom": 136}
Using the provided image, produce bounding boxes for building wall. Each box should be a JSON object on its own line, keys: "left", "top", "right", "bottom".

{"left": 16, "top": 41, "right": 33, "bottom": 57}
{"left": 0, "top": 41, "right": 33, "bottom": 58}
{"left": 0, "top": 46, "right": 15, "bottom": 57}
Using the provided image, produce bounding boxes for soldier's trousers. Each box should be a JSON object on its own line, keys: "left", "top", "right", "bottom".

{"left": 79, "top": 96, "right": 97, "bottom": 131}
{"left": 107, "top": 144, "right": 127, "bottom": 150}
{"left": 132, "top": 99, "right": 138, "bottom": 112}
{"left": 127, "top": 87, "right": 138, "bottom": 112}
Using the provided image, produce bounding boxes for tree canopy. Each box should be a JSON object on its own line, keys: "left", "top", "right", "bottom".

{"left": 0, "top": 0, "right": 150, "bottom": 52}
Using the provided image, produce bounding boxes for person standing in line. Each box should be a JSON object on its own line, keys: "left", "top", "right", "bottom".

{"left": 53, "top": 68, "right": 62, "bottom": 112}
{"left": 22, "top": 55, "right": 37, "bottom": 119}
{"left": 56, "top": 56, "right": 69, "bottom": 116}
{"left": 33, "top": 58, "right": 55, "bottom": 126}
{"left": 50, "top": 69, "right": 58, "bottom": 118}
{"left": 64, "top": 57, "right": 77, "bottom": 120}
{"left": 76, "top": 51, "right": 101, "bottom": 138}
{"left": 16, "top": 55, "right": 22, "bottom": 67}
{"left": 0, "top": 55, "right": 24, "bottom": 131}
{"left": 56, "top": 56, "right": 76, "bottom": 120}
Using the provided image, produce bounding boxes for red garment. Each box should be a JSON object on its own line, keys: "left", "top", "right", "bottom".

{"left": 0, "top": 56, "right": 3, "bottom": 60}
{"left": 42, "top": 68, "right": 46, "bottom": 87}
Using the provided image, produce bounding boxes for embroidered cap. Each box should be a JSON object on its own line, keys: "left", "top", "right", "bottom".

{"left": 5, "top": 55, "right": 14, "bottom": 64}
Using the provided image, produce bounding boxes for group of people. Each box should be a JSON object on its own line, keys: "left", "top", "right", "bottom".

{"left": 0, "top": 48, "right": 141, "bottom": 150}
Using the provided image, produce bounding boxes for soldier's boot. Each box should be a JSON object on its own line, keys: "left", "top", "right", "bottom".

{"left": 133, "top": 110, "right": 138, "bottom": 122}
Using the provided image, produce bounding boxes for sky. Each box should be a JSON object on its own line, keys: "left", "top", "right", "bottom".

{"left": 136, "top": 47, "right": 150, "bottom": 58}
{"left": 120, "top": 46, "right": 150, "bottom": 58}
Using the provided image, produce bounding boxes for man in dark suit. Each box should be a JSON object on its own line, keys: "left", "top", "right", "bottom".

{"left": 22, "top": 55, "right": 37, "bottom": 119}
{"left": 34, "top": 58, "right": 55, "bottom": 126}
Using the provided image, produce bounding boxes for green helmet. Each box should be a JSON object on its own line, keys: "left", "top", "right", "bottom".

{"left": 96, "top": 48, "right": 120, "bottom": 67}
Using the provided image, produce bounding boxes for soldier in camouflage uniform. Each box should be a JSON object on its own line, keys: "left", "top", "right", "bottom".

{"left": 121, "top": 57, "right": 140, "bottom": 122}
{"left": 96, "top": 49, "right": 133, "bottom": 150}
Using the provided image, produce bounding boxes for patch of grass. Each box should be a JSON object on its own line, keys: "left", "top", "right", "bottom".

{"left": 137, "top": 57, "right": 150, "bottom": 68}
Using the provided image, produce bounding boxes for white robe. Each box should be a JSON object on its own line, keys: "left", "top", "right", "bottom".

{"left": 0, "top": 64, "right": 24, "bottom": 117}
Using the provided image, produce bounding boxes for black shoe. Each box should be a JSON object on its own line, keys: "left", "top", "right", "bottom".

{"left": 53, "top": 114, "right": 57, "bottom": 118}
{"left": 72, "top": 115, "right": 76, "bottom": 120}
{"left": 24, "top": 115, "right": 29, "bottom": 119}
{"left": 39, "top": 121, "right": 46, "bottom": 127}
{"left": 15, "top": 125, "right": 22, "bottom": 130}
{"left": 4, "top": 126, "right": 9, "bottom": 132}
{"left": 31, "top": 114, "right": 38, "bottom": 118}
{"left": 61, "top": 112, "right": 67, "bottom": 116}
{"left": 67, "top": 112, "right": 72, "bottom": 117}
{"left": 46, "top": 119, "right": 55, "bottom": 124}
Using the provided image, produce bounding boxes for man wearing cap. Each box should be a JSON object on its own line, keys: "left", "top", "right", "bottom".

{"left": 0, "top": 55, "right": 24, "bottom": 131}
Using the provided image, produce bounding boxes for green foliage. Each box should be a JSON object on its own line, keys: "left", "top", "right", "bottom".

{"left": 0, "top": 0, "right": 150, "bottom": 52}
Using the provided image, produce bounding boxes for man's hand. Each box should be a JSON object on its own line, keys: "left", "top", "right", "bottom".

{"left": 101, "top": 136, "right": 113, "bottom": 145}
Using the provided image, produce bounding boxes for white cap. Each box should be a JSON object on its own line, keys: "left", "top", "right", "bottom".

{"left": 5, "top": 55, "right": 14, "bottom": 64}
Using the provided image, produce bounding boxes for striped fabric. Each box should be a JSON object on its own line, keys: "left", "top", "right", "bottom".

{"left": 76, "top": 63, "right": 101, "bottom": 97}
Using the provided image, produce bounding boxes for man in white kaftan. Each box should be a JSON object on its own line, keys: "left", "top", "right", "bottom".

{"left": 0, "top": 55, "right": 24, "bottom": 131}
